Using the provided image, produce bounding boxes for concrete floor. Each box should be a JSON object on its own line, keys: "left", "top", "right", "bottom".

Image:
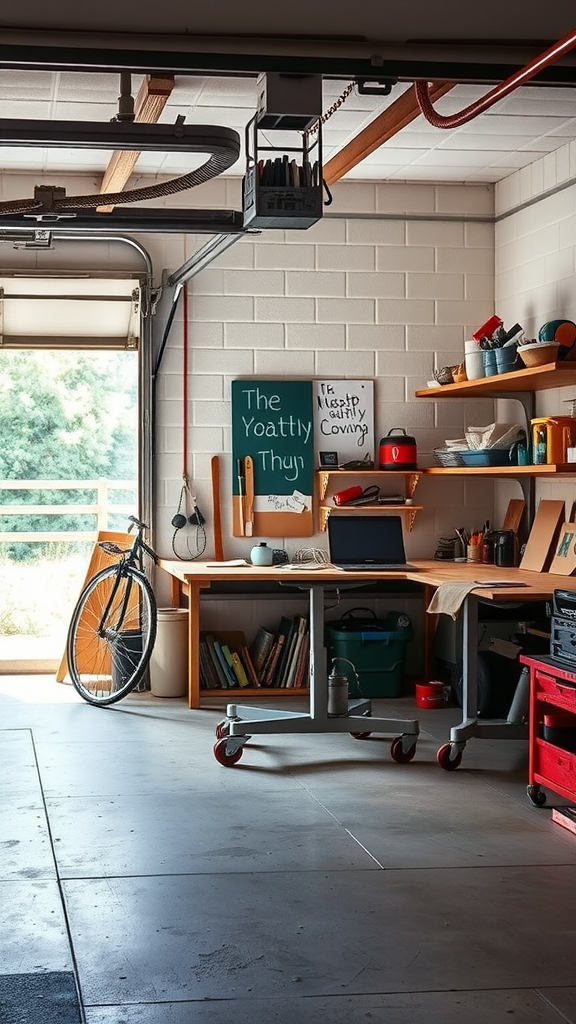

{"left": 2, "top": 674, "right": 576, "bottom": 1024}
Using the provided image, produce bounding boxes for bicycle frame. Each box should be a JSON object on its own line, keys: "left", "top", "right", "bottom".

{"left": 97, "top": 517, "right": 157, "bottom": 638}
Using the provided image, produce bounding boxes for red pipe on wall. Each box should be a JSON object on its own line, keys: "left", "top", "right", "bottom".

{"left": 415, "top": 29, "right": 576, "bottom": 129}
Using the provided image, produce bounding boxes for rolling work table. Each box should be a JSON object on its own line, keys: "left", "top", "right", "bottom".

{"left": 158, "top": 558, "right": 562, "bottom": 768}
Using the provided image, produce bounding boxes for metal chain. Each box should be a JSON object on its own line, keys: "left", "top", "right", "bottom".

{"left": 306, "top": 81, "right": 355, "bottom": 136}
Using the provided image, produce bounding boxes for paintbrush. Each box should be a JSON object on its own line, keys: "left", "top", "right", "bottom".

{"left": 237, "top": 457, "right": 245, "bottom": 535}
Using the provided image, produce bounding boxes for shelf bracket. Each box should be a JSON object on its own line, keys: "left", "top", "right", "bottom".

{"left": 406, "top": 473, "right": 420, "bottom": 499}
{"left": 497, "top": 389, "right": 535, "bottom": 431}
{"left": 318, "top": 471, "right": 330, "bottom": 501}
{"left": 319, "top": 505, "right": 330, "bottom": 531}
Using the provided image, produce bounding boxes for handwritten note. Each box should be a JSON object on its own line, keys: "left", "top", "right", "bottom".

{"left": 313, "top": 379, "right": 374, "bottom": 466}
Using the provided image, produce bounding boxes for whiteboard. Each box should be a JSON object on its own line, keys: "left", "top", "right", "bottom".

{"left": 313, "top": 380, "right": 374, "bottom": 467}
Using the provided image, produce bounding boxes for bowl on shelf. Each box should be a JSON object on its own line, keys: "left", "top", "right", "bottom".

{"left": 518, "top": 341, "right": 560, "bottom": 367}
{"left": 459, "top": 448, "right": 515, "bottom": 467}
{"left": 432, "top": 447, "right": 465, "bottom": 467}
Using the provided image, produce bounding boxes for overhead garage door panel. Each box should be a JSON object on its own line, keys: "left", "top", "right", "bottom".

{"left": 0, "top": 275, "right": 141, "bottom": 348}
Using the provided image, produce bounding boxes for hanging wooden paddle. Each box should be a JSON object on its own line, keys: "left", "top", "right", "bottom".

{"left": 211, "top": 455, "right": 224, "bottom": 561}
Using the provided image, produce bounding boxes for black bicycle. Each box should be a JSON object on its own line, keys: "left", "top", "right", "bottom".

{"left": 66, "top": 516, "right": 158, "bottom": 706}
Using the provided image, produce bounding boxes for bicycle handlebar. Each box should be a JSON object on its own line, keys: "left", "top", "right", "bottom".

{"left": 128, "top": 515, "right": 149, "bottom": 533}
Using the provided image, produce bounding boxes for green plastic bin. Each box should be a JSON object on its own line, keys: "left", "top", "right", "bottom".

{"left": 325, "top": 607, "right": 414, "bottom": 698}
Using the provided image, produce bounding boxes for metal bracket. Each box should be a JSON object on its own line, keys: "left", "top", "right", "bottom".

{"left": 356, "top": 78, "right": 397, "bottom": 96}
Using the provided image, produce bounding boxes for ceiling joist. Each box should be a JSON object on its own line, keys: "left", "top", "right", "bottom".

{"left": 323, "top": 81, "right": 455, "bottom": 185}
{"left": 98, "top": 73, "right": 175, "bottom": 212}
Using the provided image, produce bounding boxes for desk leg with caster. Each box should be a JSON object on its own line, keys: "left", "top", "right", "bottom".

{"left": 436, "top": 593, "right": 527, "bottom": 771}
{"left": 213, "top": 584, "right": 419, "bottom": 767}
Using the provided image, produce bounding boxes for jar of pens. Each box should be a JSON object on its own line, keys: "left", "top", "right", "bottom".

{"left": 455, "top": 524, "right": 491, "bottom": 564}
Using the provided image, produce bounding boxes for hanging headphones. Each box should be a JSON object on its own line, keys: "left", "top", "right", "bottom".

{"left": 171, "top": 477, "right": 207, "bottom": 560}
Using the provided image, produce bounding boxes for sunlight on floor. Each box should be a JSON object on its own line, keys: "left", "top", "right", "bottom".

{"left": 0, "top": 673, "right": 84, "bottom": 704}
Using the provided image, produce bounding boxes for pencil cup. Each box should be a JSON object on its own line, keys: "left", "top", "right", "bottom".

{"left": 467, "top": 544, "right": 482, "bottom": 563}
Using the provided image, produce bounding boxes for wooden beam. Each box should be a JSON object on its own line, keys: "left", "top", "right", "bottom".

{"left": 98, "top": 74, "right": 175, "bottom": 212}
{"left": 323, "top": 81, "right": 456, "bottom": 186}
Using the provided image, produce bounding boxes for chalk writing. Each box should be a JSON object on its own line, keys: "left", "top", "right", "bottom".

{"left": 232, "top": 380, "right": 314, "bottom": 493}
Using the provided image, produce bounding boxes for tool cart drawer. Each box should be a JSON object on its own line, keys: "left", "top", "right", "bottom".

{"left": 535, "top": 668, "right": 576, "bottom": 711}
{"left": 534, "top": 736, "right": 576, "bottom": 791}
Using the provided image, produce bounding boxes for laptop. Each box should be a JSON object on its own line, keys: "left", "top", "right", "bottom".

{"left": 327, "top": 514, "right": 418, "bottom": 572}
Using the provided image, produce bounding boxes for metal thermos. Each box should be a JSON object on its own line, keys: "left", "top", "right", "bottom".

{"left": 327, "top": 663, "right": 350, "bottom": 716}
{"left": 494, "top": 530, "right": 517, "bottom": 567}
{"left": 333, "top": 484, "right": 363, "bottom": 506}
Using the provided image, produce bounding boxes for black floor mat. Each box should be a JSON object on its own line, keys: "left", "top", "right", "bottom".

{"left": 0, "top": 971, "right": 81, "bottom": 1024}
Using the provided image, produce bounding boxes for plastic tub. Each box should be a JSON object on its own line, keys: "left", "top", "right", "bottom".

{"left": 325, "top": 609, "right": 413, "bottom": 698}
{"left": 149, "top": 608, "right": 189, "bottom": 698}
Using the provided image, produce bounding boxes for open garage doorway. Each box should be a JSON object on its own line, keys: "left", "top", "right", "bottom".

{"left": 0, "top": 273, "right": 144, "bottom": 672}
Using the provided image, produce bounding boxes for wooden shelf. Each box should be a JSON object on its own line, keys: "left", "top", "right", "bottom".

{"left": 317, "top": 469, "right": 422, "bottom": 530}
{"left": 319, "top": 503, "right": 422, "bottom": 531}
{"left": 415, "top": 361, "right": 576, "bottom": 398}
{"left": 423, "top": 464, "right": 576, "bottom": 477}
{"left": 317, "top": 468, "right": 421, "bottom": 499}
{"left": 201, "top": 687, "right": 308, "bottom": 699}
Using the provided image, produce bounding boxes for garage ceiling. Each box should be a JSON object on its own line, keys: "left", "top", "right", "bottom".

{"left": 0, "top": 3, "right": 575, "bottom": 194}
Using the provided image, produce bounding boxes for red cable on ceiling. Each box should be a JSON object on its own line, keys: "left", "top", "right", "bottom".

{"left": 415, "top": 29, "right": 576, "bottom": 129}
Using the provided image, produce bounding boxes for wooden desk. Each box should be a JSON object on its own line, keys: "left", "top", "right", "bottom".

{"left": 159, "top": 559, "right": 431, "bottom": 709}
{"left": 158, "top": 558, "right": 562, "bottom": 768}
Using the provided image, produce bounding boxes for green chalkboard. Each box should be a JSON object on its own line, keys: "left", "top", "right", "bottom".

{"left": 231, "top": 379, "right": 315, "bottom": 537}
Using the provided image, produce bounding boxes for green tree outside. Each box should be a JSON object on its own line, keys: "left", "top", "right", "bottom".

{"left": 0, "top": 348, "right": 138, "bottom": 651}
{"left": 0, "top": 349, "right": 138, "bottom": 557}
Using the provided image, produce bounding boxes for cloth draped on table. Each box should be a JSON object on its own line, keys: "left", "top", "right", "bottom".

{"left": 426, "top": 581, "right": 481, "bottom": 620}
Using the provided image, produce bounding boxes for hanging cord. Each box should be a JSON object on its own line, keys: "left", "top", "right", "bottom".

{"left": 305, "top": 82, "right": 352, "bottom": 206}
{"left": 306, "top": 81, "right": 355, "bottom": 136}
{"left": 170, "top": 283, "right": 206, "bottom": 560}
{"left": 171, "top": 478, "right": 206, "bottom": 559}
{"left": 415, "top": 29, "right": 576, "bottom": 129}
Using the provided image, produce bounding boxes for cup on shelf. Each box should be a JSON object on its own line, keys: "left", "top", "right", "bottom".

{"left": 495, "top": 343, "right": 519, "bottom": 374}
{"left": 464, "top": 340, "right": 485, "bottom": 381}
{"left": 482, "top": 349, "right": 498, "bottom": 377}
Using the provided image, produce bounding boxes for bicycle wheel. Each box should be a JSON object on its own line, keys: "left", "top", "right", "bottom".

{"left": 67, "top": 564, "right": 157, "bottom": 706}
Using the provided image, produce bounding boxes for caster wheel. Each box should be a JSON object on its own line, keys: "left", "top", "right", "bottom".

{"left": 527, "top": 784, "right": 546, "bottom": 807}
{"left": 390, "top": 736, "right": 416, "bottom": 763}
{"left": 213, "top": 738, "right": 243, "bottom": 767}
{"left": 215, "top": 720, "right": 229, "bottom": 740}
{"left": 437, "top": 742, "right": 463, "bottom": 771}
{"left": 350, "top": 731, "right": 372, "bottom": 740}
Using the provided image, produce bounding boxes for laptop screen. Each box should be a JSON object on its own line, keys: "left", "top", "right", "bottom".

{"left": 327, "top": 514, "right": 408, "bottom": 567}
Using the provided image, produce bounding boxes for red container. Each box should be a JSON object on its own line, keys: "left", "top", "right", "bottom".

{"left": 333, "top": 485, "right": 363, "bottom": 506}
{"left": 472, "top": 314, "right": 503, "bottom": 342}
{"left": 379, "top": 428, "right": 417, "bottom": 470}
{"left": 415, "top": 681, "right": 445, "bottom": 709}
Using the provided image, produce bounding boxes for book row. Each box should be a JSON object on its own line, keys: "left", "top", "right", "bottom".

{"left": 199, "top": 614, "right": 309, "bottom": 690}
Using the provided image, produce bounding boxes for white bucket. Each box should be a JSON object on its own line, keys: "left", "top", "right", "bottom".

{"left": 149, "top": 608, "right": 188, "bottom": 698}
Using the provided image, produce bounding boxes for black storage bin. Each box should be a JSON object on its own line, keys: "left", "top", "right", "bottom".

{"left": 451, "top": 650, "right": 523, "bottom": 718}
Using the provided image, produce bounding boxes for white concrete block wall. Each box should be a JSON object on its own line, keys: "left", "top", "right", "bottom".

{"left": 153, "top": 179, "right": 497, "bottom": 610}
{"left": 0, "top": 170, "right": 498, "bottom": 662}
{"left": 494, "top": 141, "right": 576, "bottom": 522}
